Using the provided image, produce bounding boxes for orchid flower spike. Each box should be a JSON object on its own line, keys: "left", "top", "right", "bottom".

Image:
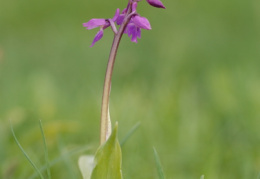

{"left": 83, "top": 0, "right": 165, "bottom": 46}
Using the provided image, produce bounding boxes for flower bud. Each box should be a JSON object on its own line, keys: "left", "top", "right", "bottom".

{"left": 146, "top": 0, "right": 166, "bottom": 9}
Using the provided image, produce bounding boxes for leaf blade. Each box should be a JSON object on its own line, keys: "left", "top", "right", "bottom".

{"left": 91, "top": 122, "right": 123, "bottom": 179}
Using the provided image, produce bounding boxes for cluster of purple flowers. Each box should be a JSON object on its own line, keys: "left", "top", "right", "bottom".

{"left": 83, "top": 0, "right": 165, "bottom": 47}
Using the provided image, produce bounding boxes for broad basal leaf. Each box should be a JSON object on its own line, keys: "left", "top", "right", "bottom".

{"left": 91, "top": 122, "right": 123, "bottom": 179}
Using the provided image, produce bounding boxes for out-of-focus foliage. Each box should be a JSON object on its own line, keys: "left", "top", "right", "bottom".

{"left": 0, "top": 0, "right": 260, "bottom": 178}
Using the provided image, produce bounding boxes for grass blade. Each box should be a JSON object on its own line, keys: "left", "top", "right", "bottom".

{"left": 57, "top": 137, "right": 79, "bottom": 178}
{"left": 120, "top": 122, "right": 140, "bottom": 146}
{"left": 257, "top": 172, "right": 260, "bottom": 179}
{"left": 200, "top": 175, "right": 205, "bottom": 179}
{"left": 153, "top": 147, "right": 165, "bottom": 179}
{"left": 39, "top": 120, "right": 51, "bottom": 179}
{"left": 10, "top": 120, "right": 44, "bottom": 179}
{"left": 29, "top": 145, "right": 91, "bottom": 179}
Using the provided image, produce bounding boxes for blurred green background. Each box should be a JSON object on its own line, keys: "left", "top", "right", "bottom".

{"left": 1, "top": 0, "right": 260, "bottom": 178}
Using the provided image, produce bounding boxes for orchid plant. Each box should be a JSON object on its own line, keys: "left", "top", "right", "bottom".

{"left": 79, "top": 0, "right": 165, "bottom": 178}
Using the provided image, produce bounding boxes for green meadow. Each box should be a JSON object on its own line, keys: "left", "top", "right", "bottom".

{"left": 0, "top": 0, "right": 260, "bottom": 178}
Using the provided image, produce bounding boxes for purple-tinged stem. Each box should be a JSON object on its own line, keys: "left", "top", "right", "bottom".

{"left": 100, "top": 3, "right": 133, "bottom": 145}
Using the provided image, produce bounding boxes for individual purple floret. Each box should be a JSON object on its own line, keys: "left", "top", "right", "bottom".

{"left": 83, "top": 9, "right": 120, "bottom": 47}
{"left": 83, "top": 0, "right": 165, "bottom": 46}
{"left": 125, "top": 15, "right": 151, "bottom": 43}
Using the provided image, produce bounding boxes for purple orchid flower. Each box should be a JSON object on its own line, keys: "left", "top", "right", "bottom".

{"left": 116, "top": 2, "right": 151, "bottom": 43}
{"left": 83, "top": 0, "right": 165, "bottom": 46}
{"left": 83, "top": 9, "right": 120, "bottom": 47}
{"left": 125, "top": 15, "right": 151, "bottom": 43}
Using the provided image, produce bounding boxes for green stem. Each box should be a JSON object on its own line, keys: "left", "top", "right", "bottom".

{"left": 100, "top": 4, "right": 133, "bottom": 145}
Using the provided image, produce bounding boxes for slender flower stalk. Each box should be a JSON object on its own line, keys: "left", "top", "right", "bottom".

{"left": 83, "top": 0, "right": 166, "bottom": 145}
{"left": 100, "top": 5, "right": 133, "bottom": 145}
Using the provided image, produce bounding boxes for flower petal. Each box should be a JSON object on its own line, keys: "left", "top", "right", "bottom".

{"left": 122, "top": 7, "right": 127, "bottom": 14}
{"left": 126, "top": 23, "right": 139, "bottom": 43}
{"left": 83, "top": 19, "right": 106, "bottom": 30}
{"left": 132, "top": 16, "right": 151, "bottom": 30}
{"left": 90, "top": 30, "right": 104, "bottom": 47}
{"left": 127, "top": 23, "right": 136, "bottom": 37}
{"left": 112, "top": 8, "right": 120, "bottom": 22}
{"left": 136, "top": 27, "right": 141, "bottom": 39}
{"left": 146, "top": 0, "right": 166, "bottom": 9}
{"left": 116, "top": 14, "right": 125, "bottom": 25}
{"left": 132, "top": 2, "right": 138, "bottom": 12}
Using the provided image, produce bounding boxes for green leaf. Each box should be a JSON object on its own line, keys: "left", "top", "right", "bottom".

{"left": 91, "top": 122, "right": 123, "bottom": 179}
